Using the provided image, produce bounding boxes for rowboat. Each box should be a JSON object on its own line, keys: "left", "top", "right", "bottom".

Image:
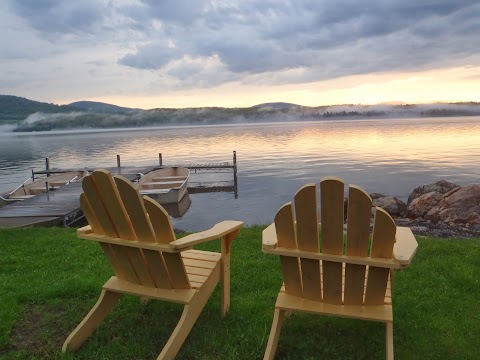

{"left": 162, "top": 193, "right": 192, "bottom": 218}
{"left": 137, "top": 167, "right": 189, "bottom": 204}
{"left": 0, "top": 170, "right": 88, "bottom": 208}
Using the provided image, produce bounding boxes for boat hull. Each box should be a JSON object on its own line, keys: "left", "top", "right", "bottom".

{"left": 137, "top": 167, "right": 189, "bottom": 204}
{"left": 0, "top": 170, "right": 88, "bottom": 207}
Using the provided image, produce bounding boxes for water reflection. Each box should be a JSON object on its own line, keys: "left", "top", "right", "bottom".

{"left": 1, "top": 117, "right": 479, "bottom": 230}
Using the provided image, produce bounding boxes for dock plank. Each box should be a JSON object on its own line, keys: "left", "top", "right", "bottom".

{"left": 0, "top": 163, "right": 236, "bottom": 228}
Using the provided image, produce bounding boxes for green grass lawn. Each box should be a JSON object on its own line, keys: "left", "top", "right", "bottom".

{"left": 0, "top": 226, "right": 479, "bottom": 359}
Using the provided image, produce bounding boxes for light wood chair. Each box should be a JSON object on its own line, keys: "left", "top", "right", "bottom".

{"left": 62, "top": 169, "right": 243, "bottom": 359}
{"left": 262, "top": 177, "right": 418, "bottom": 360}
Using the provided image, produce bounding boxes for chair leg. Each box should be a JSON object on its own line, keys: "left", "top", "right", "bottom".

{"left": 220, "top": 251, "right": 231, "bottom": 318}
{"left": 158, "top": 264, "right": 220, "bottom": 359}
{"left": 264, "top": 309, "right": 287, "bottom": 360}
{"left": 386, "top": 322, "right": 394, "bottom": 360}
{"left": 158, "top": 298, "right": 209, "bottom": 359}
{"left": 62, "top": 289, "right": 123, "bottom": 353}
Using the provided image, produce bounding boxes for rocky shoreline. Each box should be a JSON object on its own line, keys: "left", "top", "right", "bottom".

{"left": 365, "top": 180, "right": 480, "bottom": 239}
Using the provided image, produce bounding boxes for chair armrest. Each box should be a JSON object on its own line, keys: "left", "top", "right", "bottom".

{"left": 262, "top": 223, "right": 277, "bottom": 250}
{"left": 393, "top": 226, "right": 418, "bottom": 266}
{"left": 169, "top": 220, "right": 244, "bottom": 250}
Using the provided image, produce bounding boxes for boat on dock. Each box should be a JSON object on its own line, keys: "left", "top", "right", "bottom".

{"left": 0, "top": 170, "right": 88, "bottom": 208}
{"left": 136, "top": 167, "right": 189, "bottom": 204}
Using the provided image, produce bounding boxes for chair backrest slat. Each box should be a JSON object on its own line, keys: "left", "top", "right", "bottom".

{"left": 294, "top": 184, "right": 321, "bottom": 301}
{"left": 89, "top": 171, "right": 160, "bottom": 286}
{"left": 320, "top": 178, "right": 344, "bottom": 304}
{"left": 144, "top": 196, "right": 190, "bottom": 289}
{"left": 142, "top": 250, "right": 173, "bottom": 288}
{"left": 114, "top": 175, "right": 156, "bottom": 243}
{"left": 82, "top": 174, "right": 141, "bottom": 283}
{"left": 295, "top": 184, "right": 319, "bottom": 252}
{"left": 364, "top": 208, "right": 396, "bottom": 305}
{"left": 80, "top": 170, "right": 191, "bottom": 290}
{"left": 344, "top": 185, "right": 372, "bottom": 305}
{"left": 90, "top": 170, "right": 136, "bottom": 240}
{"left": 275, "top": 203, "right": 303, "bottom": 297}
{"left": 80, "top": 193, "right": 103, "bottom": 235}
{"left": 273, "top": 177, "right": 398, "bottom": 307}
{"left": 82, "top": 175, "right": 117, "bottom": 237}
{"left": 320, "top": 177, "right": 344, "bottom": 254}
{"left": 109, "top": 244, "right": 142, "bottom": 283}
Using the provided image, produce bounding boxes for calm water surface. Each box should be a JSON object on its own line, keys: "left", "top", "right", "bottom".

{"left": 1, "top": 117, "right": 479, "bottom": 231}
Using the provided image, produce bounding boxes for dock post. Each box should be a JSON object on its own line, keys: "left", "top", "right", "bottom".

{"left": 159, "top": 153, "right": 163, "bottom": 166}
{"left": 233, "top": 151, "right": 238, "bottom": 199}
{"left": 45, "top": 157, "right": 50, "bottom": 177}
{"left": 31, "top": 169, "right": 35, "bottom": 181}
{"left": 45, "top": 181, "right": 50, "bottom": 200}
{"left": 117, "top": 154, "right": 121, "bottom": 168}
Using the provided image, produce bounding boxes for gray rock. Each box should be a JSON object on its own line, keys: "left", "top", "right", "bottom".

{"left": 369, "top": 193, "right": 386, "bottom": 200}
{"left": 407, "top": 191, "right": 443, "bottom": 219}
{"left": 407, "top": 180, "right": 460, "bottom": 205}
{"left": 372, "top": 196, "right": 407, "bottom": 217}
{"left": 425, "top": 185, "right": 480, "bottom": 225}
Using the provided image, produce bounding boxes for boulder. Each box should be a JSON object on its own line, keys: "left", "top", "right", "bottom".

{"left": 372, "top": 196, "right": 407, "bottom": 217}
{"left": 406, "top": 191, "right": 443, "bottom": 218}
{"left": 370, "top": 193, "right": 386, "bottom": 200}
{"left": 407, "top": 180, "right": 460, "bottom": 205}
{"left": 425, "top": 185, "right": 480, "bottom": 225}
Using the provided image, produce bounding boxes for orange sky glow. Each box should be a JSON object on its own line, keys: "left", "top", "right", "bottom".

{"left": 65, "top": 65, "right": 480, "bottom": 109}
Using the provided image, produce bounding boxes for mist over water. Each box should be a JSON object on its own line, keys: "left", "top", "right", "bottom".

{"left": 1, "top": 116, "right": 479, "bottom": 231}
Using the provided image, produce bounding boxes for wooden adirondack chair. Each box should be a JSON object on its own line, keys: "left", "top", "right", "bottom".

{"left": 62, "top": 169, "right": 243, "bottom": 359}
{"left": 262, "top": 177, "right": 418, "bottom": 360}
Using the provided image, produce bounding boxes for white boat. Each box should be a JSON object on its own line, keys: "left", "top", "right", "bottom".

{"left": 137, "top": 167, "right": 189, "bottom": 204}
{"left": 0, "top": 170, "right": 88, "bottom": 208}
{"left": 162, "top": 193, "right": 192, "bottom": 218}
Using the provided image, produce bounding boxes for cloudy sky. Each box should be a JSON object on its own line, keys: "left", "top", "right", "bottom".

{"left": 1, "top": 0, "right": 479, "bottom": 108}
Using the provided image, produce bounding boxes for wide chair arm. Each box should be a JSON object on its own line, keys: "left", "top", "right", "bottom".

{"left": 170, "top": 220, "right": 244, "bottom": 250}
{"left": 263, "top": 222, "right": 418, "bottom": 268}
{"left": 393, "top": 226, "right": 418, "bottom": 267}
{"left": 262, "top": 222, "right": 278, "bottom": 250}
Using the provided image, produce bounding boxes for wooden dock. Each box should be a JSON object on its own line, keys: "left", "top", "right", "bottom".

{"left": 0, "top": 153, "right": 238, "bottom": 228}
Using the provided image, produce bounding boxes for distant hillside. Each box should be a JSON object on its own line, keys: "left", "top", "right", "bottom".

{"left": 253, "top": 102, "right": 302, "bottom": 110}
{"left": 0, "top": 95, "right": 77, "bottom": 122}
{"left": 2, "top": 94, "right": 480, "bottom": 132}
{"left": 68, "top": 101, "right": 138, "bottom": 114}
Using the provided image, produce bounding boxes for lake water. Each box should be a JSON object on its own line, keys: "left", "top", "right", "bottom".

{"left": 1, "top": 117, "right": 479, "bottom": 231}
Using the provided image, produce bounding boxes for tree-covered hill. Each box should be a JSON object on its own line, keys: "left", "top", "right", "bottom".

{"left": 2, "top": 94, "right": 480, "bottom": 132}
{"left": 68, "top": 101, "right": 138, "bottom": 114}
{"left": 0, "top": 95, "right": 78, "bottom": 123}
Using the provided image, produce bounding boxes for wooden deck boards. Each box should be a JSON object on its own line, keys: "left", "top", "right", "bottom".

{"left": 0, "top": 166, "right": 152, "bottom": 228}
{"left": 0, "top": 163, "right": 236, "bottom": 228}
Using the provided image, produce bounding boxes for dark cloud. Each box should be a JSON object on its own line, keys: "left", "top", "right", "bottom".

{"left": 4, "top": 0, "right": 480, "bottom": 90}
{"left": 7, "top": 0, "right": 108, "bottom": 34}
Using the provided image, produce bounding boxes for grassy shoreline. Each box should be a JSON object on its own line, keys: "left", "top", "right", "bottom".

{"left": 1, "top": 226, "right": 480, "bottom": 359}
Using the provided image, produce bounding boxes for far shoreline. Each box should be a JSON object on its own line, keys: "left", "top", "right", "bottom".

{"left": 2, "top": 115, "right": 480, "bottom": 137}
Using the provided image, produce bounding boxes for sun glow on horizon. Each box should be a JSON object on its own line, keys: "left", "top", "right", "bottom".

{"left": 56, "top": 65, "right": 480, "bottom": 109}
